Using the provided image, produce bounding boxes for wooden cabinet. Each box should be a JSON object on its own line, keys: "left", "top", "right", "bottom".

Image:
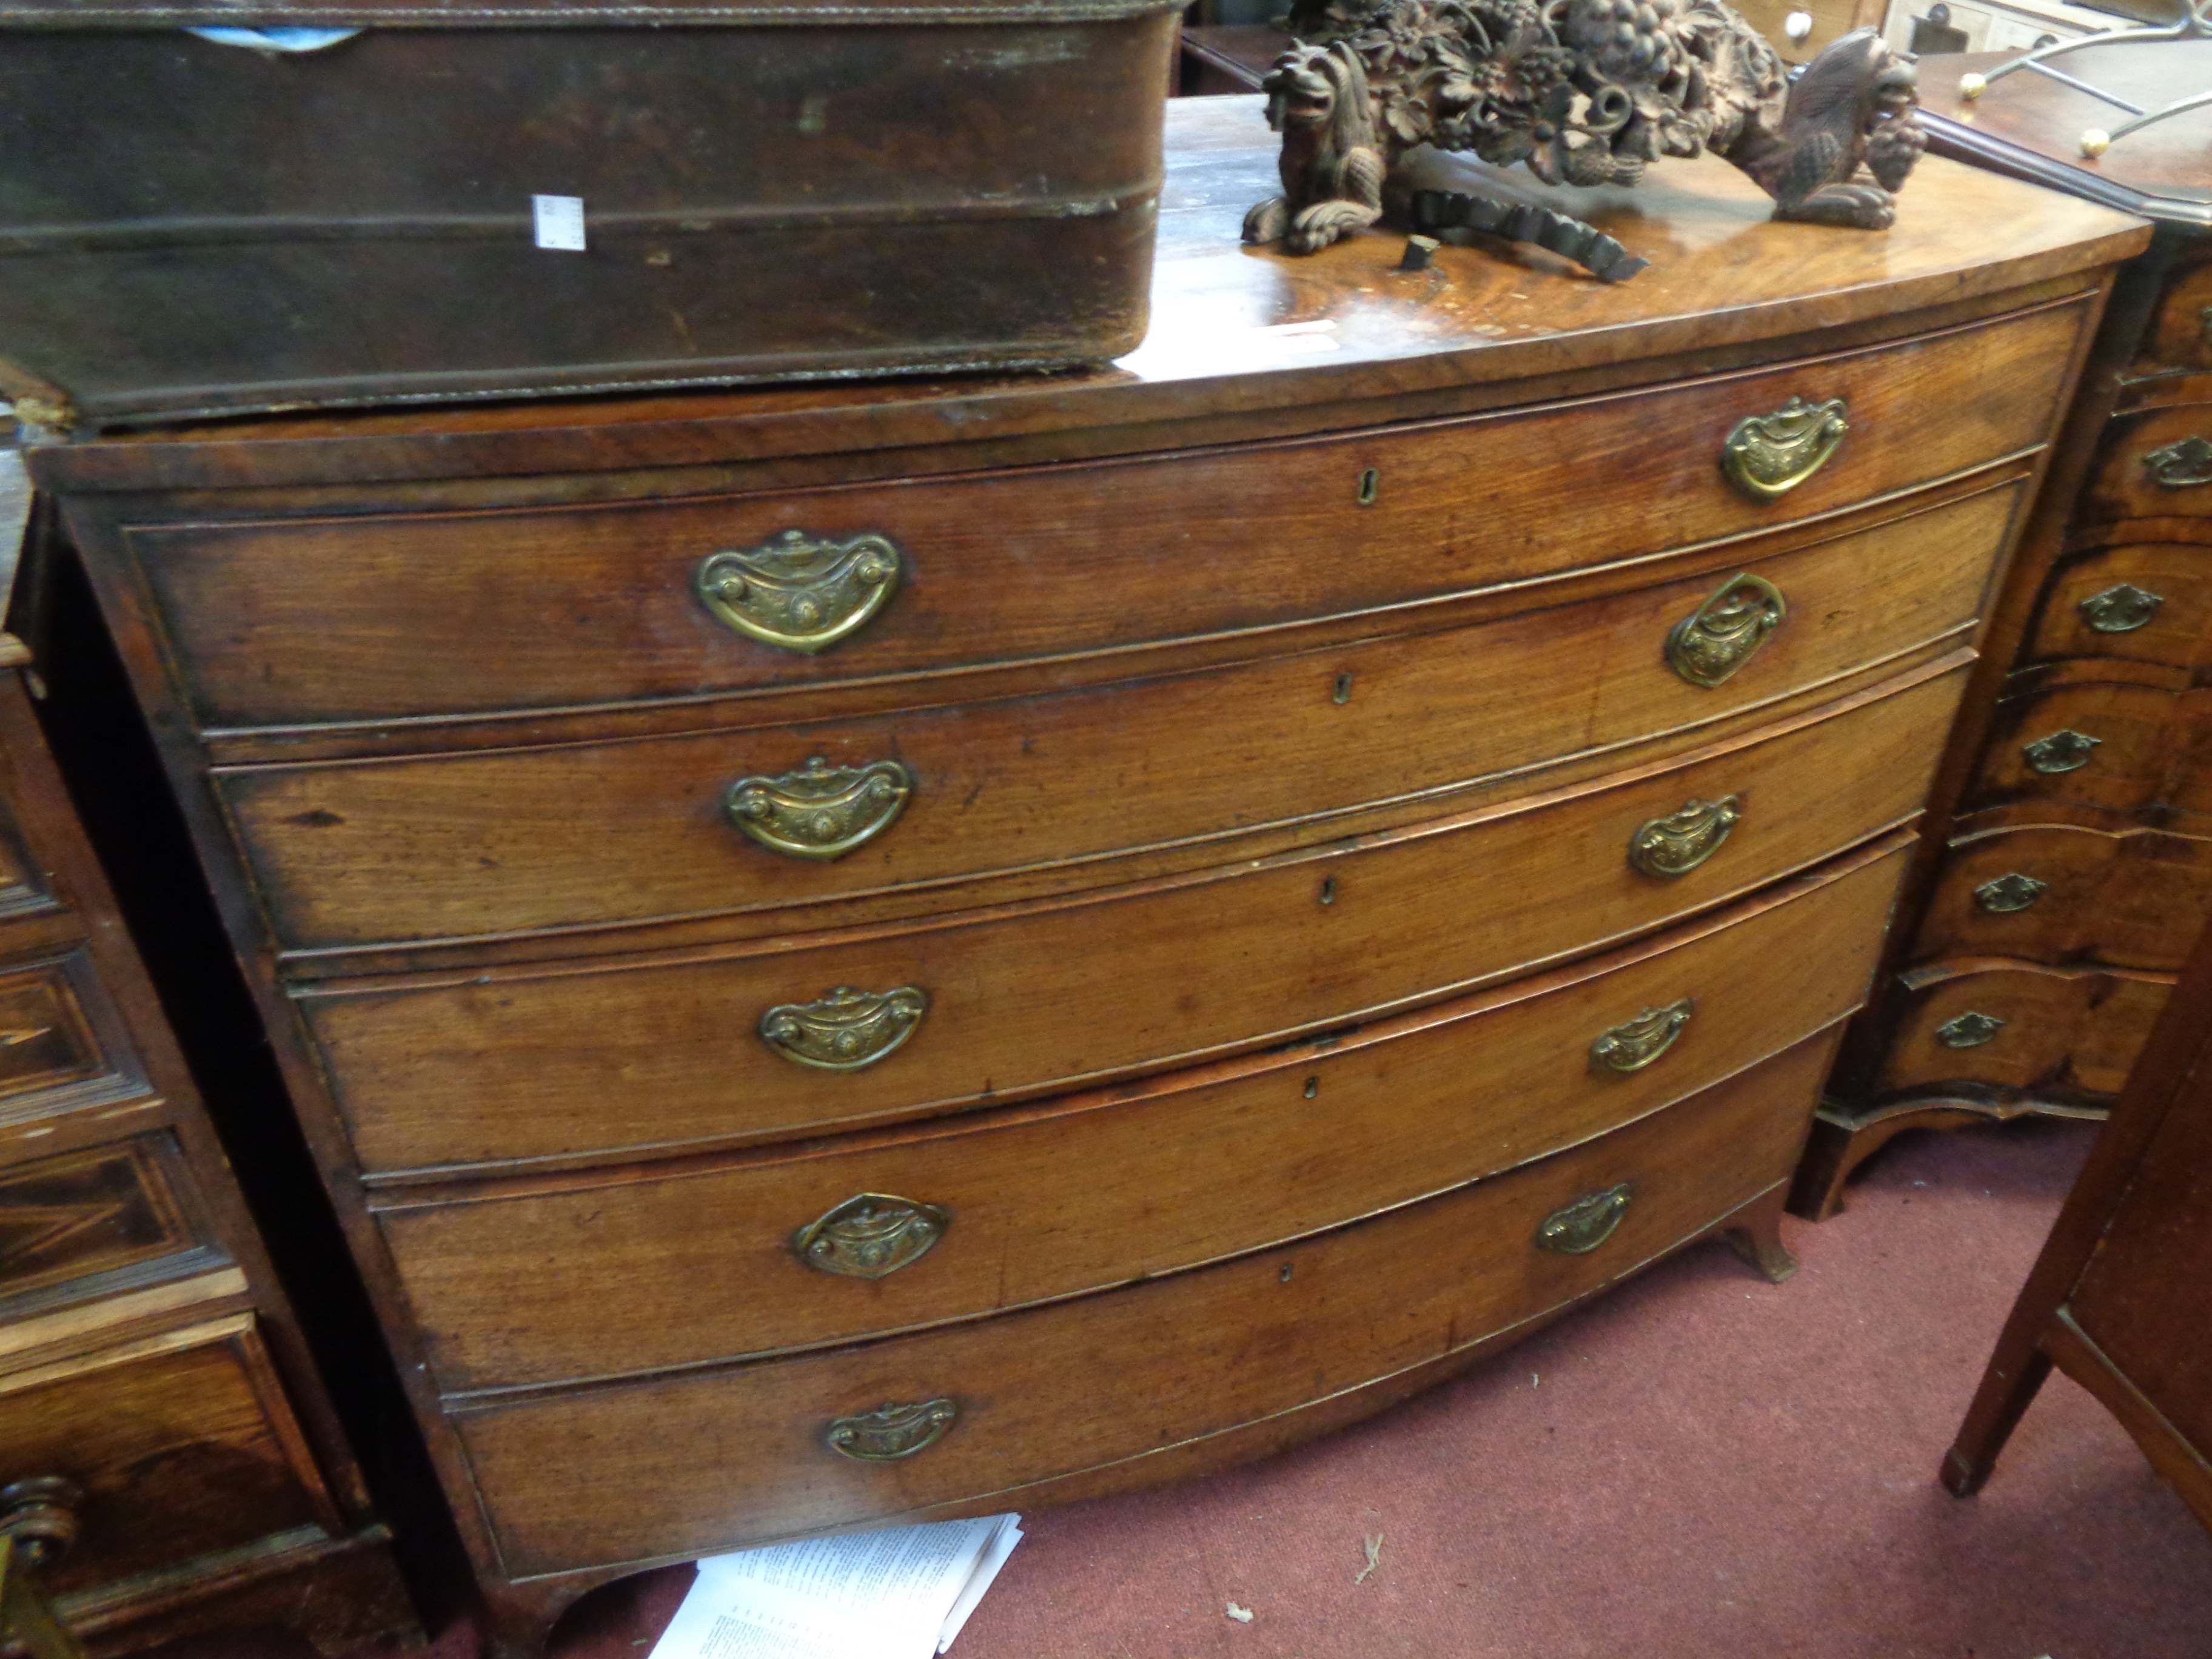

{"left": 1801, "top": 46, "right": 2212, "bottom": 1217}
{"left": 0, "top": 628, "right": 416, "bottom": 1655}
{"left": 1943, "top": 913, "right": 2212, "bottom": 1532}
{"left": 24, "top": 97, "right": 2143, "bottom": 1657}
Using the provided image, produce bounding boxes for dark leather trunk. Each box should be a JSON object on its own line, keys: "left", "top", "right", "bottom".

{"left": 0, "top": 3, "right": 1179, "bottom": 428}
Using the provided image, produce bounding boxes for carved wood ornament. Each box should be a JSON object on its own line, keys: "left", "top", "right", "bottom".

{"left": 1244, "top": 2, "right": 1927, "bottom": 276}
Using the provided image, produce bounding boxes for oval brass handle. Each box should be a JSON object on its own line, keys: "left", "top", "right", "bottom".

{"left": 725, "top": 756, "right": 913, "bottom": 860}
{"left": 794, "top": 1193, "right": 951, "bottom": 1279}
{"left": 1589, "top": 998, "right": 1694, "bottom": 1074}
{"left": 1666, "top": 573, "right": 1787, "bottom": 688}
{"left": 2023, "top": 729, "right": 2100, "bottom": 776}
{"left": 1627, "top": 796, "right": 1741, "bottom": 879}
{"left": 695, "top": 529, "right": 903, "bottom": 654}
{"left": 1535, "top": 1183, "right": 1634, "bottom": 1255}
{"left": 1974, "top": 872, "right": 2048, "bottom": 913}
{"left": 825, "top": 1398, "right": 957, "bottom": 1462}
{"left": 1720, "top": 396, "right": 1849, "bottom": 501}
{"left": 2079, "top": 583, "right": 2164, "bottom": 633}
{"left": 1936, "top": 1010, "right": 2006, "bottom": 1049}
{"left": 2145, "top": 436, "right": 2212, "bottom": 489}
{"left": 760, "top": 985, "right": 927, "bottom": 1071}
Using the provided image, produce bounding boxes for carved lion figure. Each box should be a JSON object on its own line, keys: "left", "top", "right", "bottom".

{"left": 1242, "top": 0, "right": 1926, "bottom": 264}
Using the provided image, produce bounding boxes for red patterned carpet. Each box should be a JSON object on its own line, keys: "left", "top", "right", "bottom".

{"left": 164, "top": 1118, "right": 2212, "bottom": 1659}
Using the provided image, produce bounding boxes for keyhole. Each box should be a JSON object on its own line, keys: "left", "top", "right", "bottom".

{"left": 1356, "top": 468, "right": 1380, "bottom": 506}
{"left": 1303, "top": 1076, "right": 1319, "bottom": 1099}
{"left": 1319, "top": 877, "right": 1337, "bottom": 906}
{"left": 1279, "top": 1263, "right": 1295, "bottom": 1284}
{"left": 1333, "top": 672, "right": 1353, "bottom": 705}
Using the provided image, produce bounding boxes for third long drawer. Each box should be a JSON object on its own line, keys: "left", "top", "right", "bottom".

{"left": 309, "top": 660, "right": 1968, "bottom": 1175}
{"left": 372, "top": 832, "right": 1911, "bottom": 1393}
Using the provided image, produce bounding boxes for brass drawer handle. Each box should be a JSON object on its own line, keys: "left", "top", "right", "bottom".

{"left": 1720, "top": 396, "right": 1848, "bottom": 501}
{"left": 1936, "top": 1010, "right": 2006, "bottom": 1048}
{"left": 1536, "top": 1183, "right": 1634, "bottom": 1255}
{"left": 1666, "top": 573, "right": 1786, "bottom": 688}
{"left": 794, "top": 1193, "right": 950, "bottom": 1279}
{"left": 725, "top": 756, "right": 913, "bottom": 860}
{"left": 1974, "top": 873, "right": 2048, "bottom": 914}
{"left": 2145, "top": 436, "right": 2212, "bottom": 489}
{"left": 1589, "top": 998, "right": 1694, "bottom": 1074}
{"left": 2079, "top": 583, "right": 2164, "bottom": 634}
{"left": 2022, "top": 729, "right": 2100, "bottom": 776}
{"left": 826, "top": 1398, "right": 957, "bottom": 1462}
{"left": 760, "top": 985, "right": 928, "bottom": 1071}
{"left": 1627, "top": 796, "right": 1741, "bottom": 879}
{"left": 695, "top": 529, "right": 903, "bottom": 654}
{"left": 1, "top": 1477, "right": 85, "bottom": 1659}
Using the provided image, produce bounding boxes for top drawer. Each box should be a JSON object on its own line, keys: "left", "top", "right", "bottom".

{"left": 126, "top": 300, "right": 2085, "bottom": 732}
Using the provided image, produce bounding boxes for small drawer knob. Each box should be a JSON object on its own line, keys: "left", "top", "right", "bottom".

{"left": 1627, "top": 796, "right": 1741, "bottom": 879}
{"left": 1666, "top": 573, "right": 1787, "bottom": 688}
{"left": 1936, "top": 1010, "right": 2006, "bottom": 1049}
{"left": 1973, "top": 873, "right": 2048, "bottom": 914}
{"left": 793, "top": 1193, "right": 950, "bottom": 1279}
{"left": 2079, "top": 583, "right": 2164, "bottom": 634}
{"left": 695, "top": 529, "right": 903, "bottom": 654}
{"left": 759, "top": 985, "right": 928, "bottom": 1071}
{"left": 1536, "top": 1183, "right": 1634, "bottom": 1254}
{"left": 2022, "top": 729, "right": 2100, "bottom": 776}
{"left": 2145, "top": 437, "right": 2212, "bottom": 490}
{"left": 1589, "top": 998, "right": 1695, "bottom": 1074}
{"left": 825, "top": 1398, "right": 957, "bottom": 1462}
{"left": 725, "top": 756, "right": 913, "bottom": 860}
{"left": 1720, "top": 396, "right": 1849, "bottom": 501}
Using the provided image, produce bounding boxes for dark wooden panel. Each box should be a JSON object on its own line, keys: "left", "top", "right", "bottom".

{"left": 2025, "top": 541, "right": 2212, "bottom": 675}
{"left": 1966, "top": 668, "right": 2212, "bottom": 825}
{"left": 0, "top": 1138, "right": 201, "bottom": 1303}
{"left": 127, "top": 312, "right": 2066, "bottom": 731}
{"left": 2085, "top": 398, "right": 2212, "bottom": 527}
{"left": 0, "top": 950, "right": 115, "bottom": 1105}
{"left": 1911, "top": 822, "right": 2212, "bottom": 972}
{"left": 0, "top": 1315, "right": 337, "bottom": 1598}
{"left": 453, "top": 1033, "right": 1826, "bottom": 1578}
{"left": 1877, "top": 959, "right": 2173, "bottom": 1101}
{"left": 308, "top": 665, "right": 1960, "bottom": 1175}
{"left": 377, "top": 835, "right": 1907, "bottom": 1391}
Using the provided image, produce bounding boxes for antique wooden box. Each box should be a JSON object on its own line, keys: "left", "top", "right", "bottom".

{"left": 0, "top": 0, "right": 1179, "bottom": 430}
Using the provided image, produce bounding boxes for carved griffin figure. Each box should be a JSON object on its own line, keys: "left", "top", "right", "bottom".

{"left": 1244, "top": 0, "right": 1926, "bottom": 272}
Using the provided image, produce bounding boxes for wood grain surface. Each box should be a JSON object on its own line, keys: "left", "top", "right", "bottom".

{"left": 304, "top": 663, "right": 1963, "bottom": 1176}
{"left": 452, "top": 1033, "right": 1830, "bottom": 1579}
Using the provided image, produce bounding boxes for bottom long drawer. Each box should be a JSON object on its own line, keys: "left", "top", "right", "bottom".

{"left": 452, "top": 1030, "right": 1833, "bottom": 1581}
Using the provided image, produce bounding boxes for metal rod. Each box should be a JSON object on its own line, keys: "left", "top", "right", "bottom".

{"left": 2104, "top": 85, "right": 2212, "bottom": 146}
{"left": 2020, "top": 58, "right": 2142, "bottom": 114}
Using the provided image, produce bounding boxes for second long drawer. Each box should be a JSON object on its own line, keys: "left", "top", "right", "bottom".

{"left": 373, "top": 833, "right": 1910, "bottom": 1393}
{"left": 309, "top": 659, "right": 1968, "bottom": 1175}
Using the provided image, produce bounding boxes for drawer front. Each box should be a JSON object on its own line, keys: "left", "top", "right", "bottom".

{"left": 1910, "top": 823, "right": 2212, "bottom": 973}
{"left": 378, "top": 836, "right": 1908, "bottom": 1390}
{"left": 223, "top": 491, "right": 2007, "bottom": 954}
{"left": 2087, "top": 401, "right": 2212, "bottom": 526}
{"left": 135, "top": 302, "right": 2079, "bottom": 731}
{"left": 0, "top": 1314, "right": 335, "bottom": 1598}
{"left": 0, "top": 1138, "right": 209, "bottom": 1307}
{"left": 1876, "top": 962, "right": 2171, "bottom": 1102}
{"left": 453, "top": 1033, "right": 1826, "bottom": 1577}
{"left": 312, "top": 665, "right": 1962, "bottom": 1173}
{"left": 1968, "top": 675, "right": 2212, "bottom": 824}
{"left": 2025, "top": 542, "right": 2212, "bottom": 675}
{"left": 0, "top": 949, "right": 134, "bottom": 1113}
{"left": 2136, "top": 253, "right": 2212, "bottom": 376}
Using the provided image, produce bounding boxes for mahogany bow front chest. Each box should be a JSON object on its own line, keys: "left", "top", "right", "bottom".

{"left": 23, "top": 100, "right": 2144, "bottom": 1654}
